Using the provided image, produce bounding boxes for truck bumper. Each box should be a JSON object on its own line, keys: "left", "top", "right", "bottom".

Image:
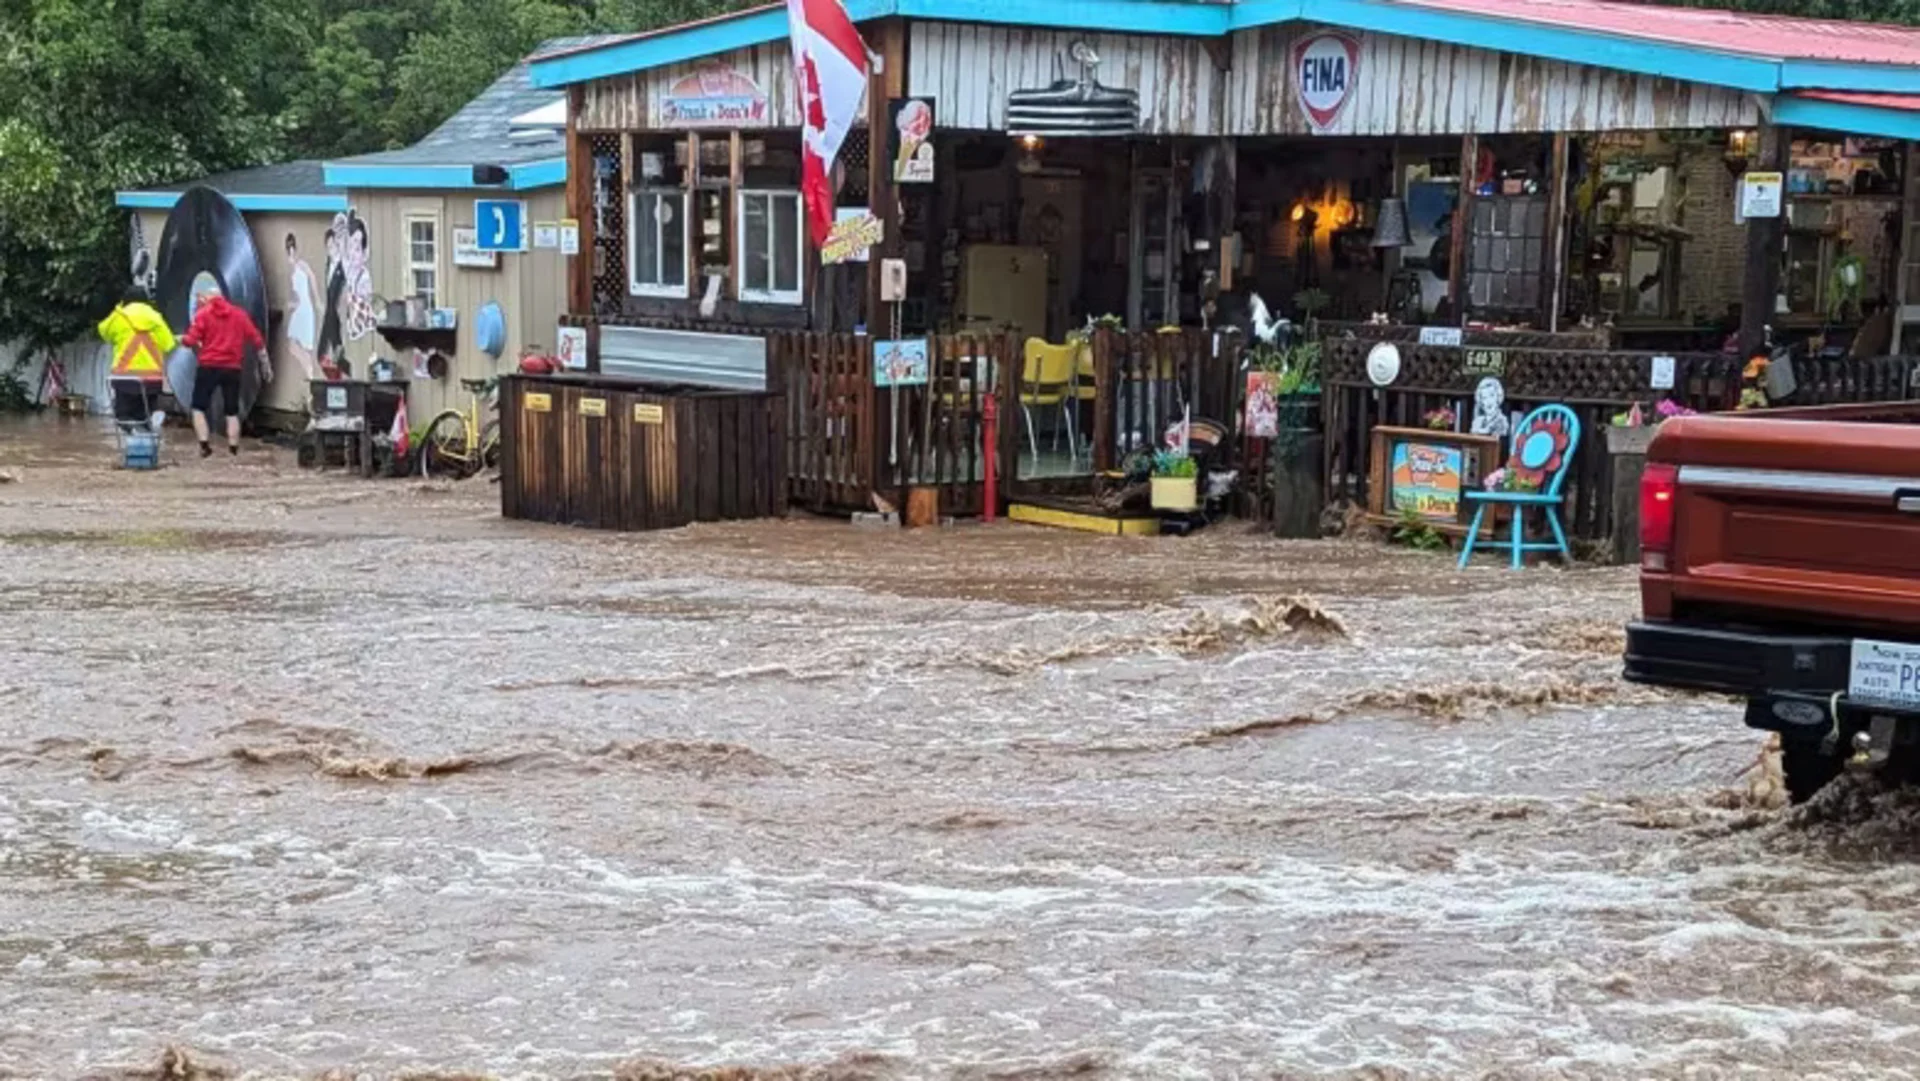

{"left": 1624, "top": 621, "right": 1920, "bottom": 741}
{"left": 1624, "top": 621, "right": 1853, "bottom": 699}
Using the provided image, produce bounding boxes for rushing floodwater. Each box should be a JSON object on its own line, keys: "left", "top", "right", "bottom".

{"left": 2, "top": 417, "right": 1919, "bottom": 1081}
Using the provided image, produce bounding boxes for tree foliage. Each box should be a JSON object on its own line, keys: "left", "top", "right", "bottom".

{"left": 0, "top": 0, "right": 745, "bottom": 354}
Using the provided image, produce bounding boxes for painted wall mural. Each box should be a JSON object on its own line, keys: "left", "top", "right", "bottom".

{"left": 317, "top": 208, "right": 375, "bottom": 374}
{"left": 284, "top": 233, "right": 321, "bottom": 381}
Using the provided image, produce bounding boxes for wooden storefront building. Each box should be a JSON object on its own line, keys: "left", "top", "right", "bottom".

{"left": 530, "top": 0, "right": 1920, "bottom": 526}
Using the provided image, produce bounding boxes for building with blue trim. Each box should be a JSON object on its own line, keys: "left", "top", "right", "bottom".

{"left": 530, "top": 0, "right": 1920, "bottom": 365}
{"left": 113, "top": 37, "right": 614, "bottom": 427}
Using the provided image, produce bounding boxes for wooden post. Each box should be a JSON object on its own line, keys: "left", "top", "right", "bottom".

{"left": 684, "top": 131, "right": 702, "bottom": 299}
{"left": 1543, "top": 132, "right": 1570, "bottom": 333}
{"left": 865, "top": 18, "right": 906, "bottom": 505}
{"left": 1450, "top": 133, "right": 1478, "bottom": 325}
{"left": 565, "top": 86, "right": 595, "bottom": 319}
{"left": 1740, "top": 123, "right": 1789, "bottom": 357}
{"left": 728, "top": 129, "right": 743, "bottom": 302}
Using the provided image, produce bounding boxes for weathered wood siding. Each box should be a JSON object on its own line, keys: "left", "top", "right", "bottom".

{"left": 907, "top": 22, "right": 1226, "bottom": 135}
{"left": 578, "top": 43, "right": 802, "bottom": 133}
{"left": 1227, "top": 25, "right": 1760, "bottom": 136}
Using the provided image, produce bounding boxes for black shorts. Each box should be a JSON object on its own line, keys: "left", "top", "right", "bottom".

{"left": 110, "top": 379, "right": 161, "bottom": 423}
{"left": 192, "top": 367, "right": 243, "bottom": 418}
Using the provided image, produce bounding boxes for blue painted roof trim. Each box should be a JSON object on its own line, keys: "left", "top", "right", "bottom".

{"left": 1774, "top": 96, "right": 1920, "bottom": 142}
{"left": 321, "top": 158, "right": 568, "bottom": 191}
{"left": 526, "top": 0, "right": 1920, "bottom": 100}
{"left": 115, "top": 191, "right": 348, "bottom": 213}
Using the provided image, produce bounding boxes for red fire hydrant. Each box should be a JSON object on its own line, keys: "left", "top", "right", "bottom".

{"left": 982, "top": 393, "right": 998, "bottom": 523}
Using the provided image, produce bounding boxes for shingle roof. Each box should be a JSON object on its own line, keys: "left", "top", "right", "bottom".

{"left": 152, "top": 161, "right": 335, "bottom": 197}
{"left": 330, "top": 34, "right": 620, "bottom": 170}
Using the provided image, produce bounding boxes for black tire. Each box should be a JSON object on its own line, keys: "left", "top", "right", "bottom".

{"left": 1782, "top": 738, "right": 1845, "bottom": 804}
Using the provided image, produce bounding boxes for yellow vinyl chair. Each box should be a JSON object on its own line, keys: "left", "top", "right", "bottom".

{"left": 1021, "top": 338, "right": 1079, "bottom": 469}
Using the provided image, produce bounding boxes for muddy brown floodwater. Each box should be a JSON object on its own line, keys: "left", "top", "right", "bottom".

{"left": 4, "top": 416, "right": 1920, "bottom": 1081}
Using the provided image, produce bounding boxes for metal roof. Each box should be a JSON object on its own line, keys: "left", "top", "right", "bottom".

{"left": 529, "top": 0, "right": 1920, "bottom": 97}
{"left": 1389, "top": 0, "right": 1920, "bottom": 66}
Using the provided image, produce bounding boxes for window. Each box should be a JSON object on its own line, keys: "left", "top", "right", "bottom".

{"left": 736, "top": 190, "right": 803, "bottom": 305}
{"left": 629, "top": 188, "right": 689, "bottom": 297}
{"left": 1466, "top": 194, "right": 1547, "bottom": 316}
{"left": 407, "top": 217, "right": 439, "bottom": 307}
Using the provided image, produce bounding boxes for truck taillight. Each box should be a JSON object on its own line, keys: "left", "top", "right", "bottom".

{"left": 1640, "top": 462, "right": 1679, "bottom": 572}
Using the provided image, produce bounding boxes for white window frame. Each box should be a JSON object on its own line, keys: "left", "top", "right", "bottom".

{"left": 406, "top": 215, "right": 440, "bottom": 308}
{"left": 628, "top": 188, "right": 690, "bottom": 298}
{"left": 735, "top": 189, "right": 804, "bottom": 306}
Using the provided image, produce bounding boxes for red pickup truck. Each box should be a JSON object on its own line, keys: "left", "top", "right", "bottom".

{"left": 1624, "top": 402, "right": 1920, "bottom": 802}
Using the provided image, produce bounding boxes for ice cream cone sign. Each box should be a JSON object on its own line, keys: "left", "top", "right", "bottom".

{"left": 892, "top": 98, "right": 935, "bottom": 184}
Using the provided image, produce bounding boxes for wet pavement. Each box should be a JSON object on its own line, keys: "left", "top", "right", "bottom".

{"left": 2, "top": 415, "right": 1919, "bottom": 1080}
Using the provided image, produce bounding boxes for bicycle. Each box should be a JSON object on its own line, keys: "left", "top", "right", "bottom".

{"left": 419, "top": 376, "right": 502, "bottom": 478}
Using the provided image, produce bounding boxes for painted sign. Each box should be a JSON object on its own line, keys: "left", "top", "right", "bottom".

{"left": 1245, "top": 371, "right": 1281, "bottom": 438}
{"left": 891, "top": 98, "right": 936, "bottom": 184}
{"left": 1389, "top": 440, "right": 1466, "bottom": 521}
{"left": 475, "top": 199, "right": 529, "bottom": 253}
{"left": 822, "top": 209, "right": 884, "bottom": 265}
{"left": 661, "top": 64, "right": 770, "bottom": 128}
{"left": 633, "top": 402, "right": 665, "bottom": 425}
{"left": 557, "top": 325, "right": 589, "bottom": 371}
{"left": 1294, "top": 32, "right": 1361, "bottom": 132}
{"left": 874, "top": 339, "right": 930, "bottom": 387}
{"left": 452, "top": 226, "right": 498, "bottom": 268}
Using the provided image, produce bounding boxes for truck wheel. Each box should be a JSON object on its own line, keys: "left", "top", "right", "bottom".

{"left": 1782, "top": 739, "right": 1844, "bottom": 804}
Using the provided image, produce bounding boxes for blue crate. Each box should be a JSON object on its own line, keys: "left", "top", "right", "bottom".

{"left": 122, "top": 430, "right": 160, "bottom": 470}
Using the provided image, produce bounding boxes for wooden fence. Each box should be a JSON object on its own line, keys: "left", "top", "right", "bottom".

{"left": 499, "top": 374, "right": 785, "bottom": 531}
{"left": 1320, "top": 340, "right": 1741, "bottom": 541}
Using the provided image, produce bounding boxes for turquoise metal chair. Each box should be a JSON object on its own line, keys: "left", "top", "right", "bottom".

{"left": 1458, "top": 404, "right": 1581, "bottom": 569}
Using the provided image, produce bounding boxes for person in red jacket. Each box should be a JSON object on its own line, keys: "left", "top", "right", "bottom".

{"left": 180, "top": 287, "right": 265, "bottom": 457}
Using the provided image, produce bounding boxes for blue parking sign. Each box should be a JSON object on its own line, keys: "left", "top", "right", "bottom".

{"left": 475, "top": 199, "right": 528, "bottom": 252}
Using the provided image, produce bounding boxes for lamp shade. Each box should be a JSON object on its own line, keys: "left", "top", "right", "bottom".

{"left": 1371, "top": 197, "right": 1411, "bottom": 248}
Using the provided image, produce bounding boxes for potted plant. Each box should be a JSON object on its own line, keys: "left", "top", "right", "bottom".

{"left": 1150, "top": 449, "right": 1200, "bottom": 511}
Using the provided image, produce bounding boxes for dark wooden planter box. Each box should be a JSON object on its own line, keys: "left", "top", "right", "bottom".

{"left": 499, "top": 373, "right": 787, "bottom": 532}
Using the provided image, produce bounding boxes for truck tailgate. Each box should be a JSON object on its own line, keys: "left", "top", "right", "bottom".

{"left": 1650, "top": 415, "right": 1920, "bottom": 630}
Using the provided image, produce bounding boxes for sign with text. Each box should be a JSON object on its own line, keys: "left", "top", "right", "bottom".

{"left": 556, "top": 325, "right": 588, "bottom": 371}
{"left": 660, "top": 64, "right": 769, "bottom": 128}
{"left": 1739, "top": 171, "right": 1784, "bottom": 219}
{"left": 452, "top": 226, "right": 498, "bottom": 268}
{"left": 822, "top": 209, "right": 884, "bottom": 265}
{"left": 1389, "top": 440, "right": 1466, "bottom": 521}
{"left": 890, "top": 98, "right": 935, "bottom": 184}
{"left": 1463, "top": 348, "right": 1506, "bottom": 377}
{"left": 1419, "top": 326, "right": 1464, "bottom": 347}
{"left": 874, "top": 338, "right": 930, "bottom": 387}
{"left": 1293, "top": 32, "right": 1361, "bottom": 132}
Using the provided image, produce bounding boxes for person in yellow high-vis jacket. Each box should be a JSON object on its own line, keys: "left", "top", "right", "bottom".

{"left": 97, "top": 289, "right": 177, "bottom": 429}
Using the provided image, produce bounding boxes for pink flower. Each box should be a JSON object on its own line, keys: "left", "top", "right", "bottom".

{"left": 1484, "top": 468, "right": 1508, "bottom": 491}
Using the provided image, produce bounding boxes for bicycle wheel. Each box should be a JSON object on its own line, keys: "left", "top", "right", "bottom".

{"left": 420, "top": 409, "right": 474, "bottom": 478}
{"left": 479, "top": 418, "right": 501, "bottom": 471}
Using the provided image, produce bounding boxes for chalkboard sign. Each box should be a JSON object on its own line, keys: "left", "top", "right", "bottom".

{"left": 1365, "top": 426, "right": 1504, "bottom": 535}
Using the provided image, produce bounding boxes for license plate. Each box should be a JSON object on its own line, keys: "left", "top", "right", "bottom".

{"left": 1849, "top": 638, "right": 1920, "bottom": 711}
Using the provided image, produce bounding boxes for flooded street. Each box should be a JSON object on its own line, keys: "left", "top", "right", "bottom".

{"left": 3, "top": 416, "right": 1920, "bottom": 1080}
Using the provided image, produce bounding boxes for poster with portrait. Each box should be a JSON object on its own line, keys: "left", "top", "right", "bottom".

{"left": 890, "top": 98, "right": 935, "bottom": 184}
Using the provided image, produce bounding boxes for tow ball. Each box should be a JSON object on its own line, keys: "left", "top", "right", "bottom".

{"left": 1846, "top": 714, "right": 1910, "bottom": 773}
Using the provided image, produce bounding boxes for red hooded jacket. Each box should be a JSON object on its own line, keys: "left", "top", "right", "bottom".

{"left": 181, "top": 295, "right": 264, "bottom": 371}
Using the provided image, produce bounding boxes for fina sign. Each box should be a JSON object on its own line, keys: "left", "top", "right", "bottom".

{"left": 1294, "top": 32, "right": 1361, "bottom": 132}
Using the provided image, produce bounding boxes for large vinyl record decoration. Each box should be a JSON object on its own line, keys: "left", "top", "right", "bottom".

{"left": 155, "top": 187, "right": 269, "bottom": 417}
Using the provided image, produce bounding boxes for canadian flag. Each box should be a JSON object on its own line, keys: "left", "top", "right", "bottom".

{"left": 391, "top": 395, "right": 410, "bottom": 461}
{"left": 786, "top": 0, "right": 870, "bottom": 248}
